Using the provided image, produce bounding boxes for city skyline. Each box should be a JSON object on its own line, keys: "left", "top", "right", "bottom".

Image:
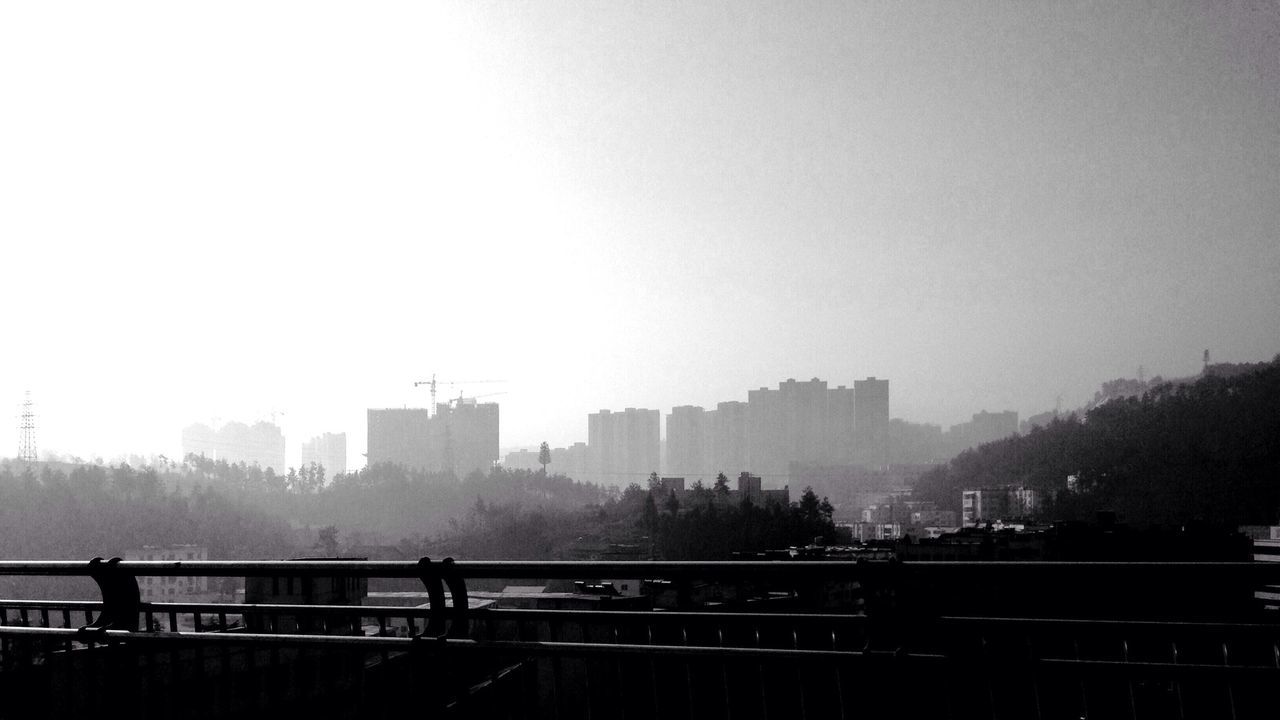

{"left": 8, "top": 354, "right": 1268, "bottom": 472}
{"left": 2, "top": 2, "right": 1276, "bottom": 467}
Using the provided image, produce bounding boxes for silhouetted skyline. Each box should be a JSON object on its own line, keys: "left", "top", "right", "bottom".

{"left": 2, "top": 2, "right": 1276, "bottom": 465}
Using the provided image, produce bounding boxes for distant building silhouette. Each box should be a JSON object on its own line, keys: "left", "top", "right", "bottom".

{"left": 301, "top": 432, "right": 346, "bottom": 477}
{"left": 707, "top": 400, "right": 748, "bottom": 477}
{"left": 650, "top": 472, "right": 789, "bottom": 509}
{"left": 366, "top": 408, "right": 432, "bottom": 471}
{"left": 367, "top": 402, "right": 498, "bottom": 476}
{"left": 665, "top": 405, "right": 707, "bottom": 478}
{"left": 181, "top": 423, "right": 218, "bottom": 458}
{"left": 744, "top": 378, "right": 858, "bottom": 482}
{"left": 947, "top": 410, "right": 1019, "bottom": 451}
{"left": 886, "top": 418, "right": 947, "bottom": 464}
{"left": 1019, "top": 410, "right": 1058, "bottom": 434}
{"left": 853, "top": 377, "right": 889, "bottom": 469}
{"left": 502, "top": 448, "right": 540, "bottom": 470}
{"left": 503, "top": 442, "right": 588, "bottom": 478}
{"left": 587, "top": 408, "right": 659, "bottom": 485}
{"left": 660, "top": 377, "right": 888, "bottom": 485}
{"left": 181, "top": 420, "right": 286, "bottom": 472}
{"left": 552, "top": 442, "right": 589, "bottom": 479}
{"left": 435, "top": 400, "right": 500, "bottom": 477}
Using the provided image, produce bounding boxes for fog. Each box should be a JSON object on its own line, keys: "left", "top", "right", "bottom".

{"left": 2, "top": 2, "right": 1276, "bottom": 467}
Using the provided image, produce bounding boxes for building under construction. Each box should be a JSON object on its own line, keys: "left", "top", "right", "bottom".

{"left": 366, "top": 400, "right": 498, "bottom": 477}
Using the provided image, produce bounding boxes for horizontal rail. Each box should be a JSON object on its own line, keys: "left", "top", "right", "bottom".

{"left": 0, "top": 559, "right": 1274, "bottom": 580}
{"left": 4, "top": 625, "right": 1278, "bottom": 677}
{"left": 1038, "top": 657, "right": 1280, "bottom": 679}
{"left": 940, "top": 615, "right": 1280, "bottom": 633}
{"left": 480, "top": 608, "right": 868, "bottom": 624}
{"left": 0, "top": 625, "right": 939, "bottom": 663}
{"left": 0, "top": 600, "right": 423, "bottom": 617}
{"left": 7, "top": 600, "right": 1270, "bottom": 635}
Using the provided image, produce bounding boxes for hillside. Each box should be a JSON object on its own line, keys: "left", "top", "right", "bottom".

{"left": 913, "top": 356, "right": 1280, "bottom": 527}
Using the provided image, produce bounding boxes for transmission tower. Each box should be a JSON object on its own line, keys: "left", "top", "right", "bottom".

{"left": 18, "top": 391, "right": 37, "bottom": 464}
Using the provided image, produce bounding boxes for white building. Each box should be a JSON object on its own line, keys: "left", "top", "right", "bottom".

{"left": 125, "top": 544, "right": 211, "bottom": 602}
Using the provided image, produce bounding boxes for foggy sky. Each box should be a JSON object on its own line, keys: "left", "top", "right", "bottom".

{"left": 2, "top": 2, "right": 1277, "bottom": 467}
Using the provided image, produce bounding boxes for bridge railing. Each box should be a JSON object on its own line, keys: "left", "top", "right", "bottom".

{"left": 0, "top": 559, "right": 1278, "bottom": 719}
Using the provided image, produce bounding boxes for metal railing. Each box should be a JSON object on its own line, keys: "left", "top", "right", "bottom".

{"left": 0, "top": 558, "right": 1277, "bottom": 719}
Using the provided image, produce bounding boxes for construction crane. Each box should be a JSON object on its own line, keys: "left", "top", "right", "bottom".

{"left": 445, "top": 391, "right": 507, "bottom": 408}
{"left": 412, "top": 374, "right": 505, "bottom": 415}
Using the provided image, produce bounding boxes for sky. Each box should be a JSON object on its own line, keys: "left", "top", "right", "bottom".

{"left": 1, "top": 1, "right": 1277, "bottom": 467}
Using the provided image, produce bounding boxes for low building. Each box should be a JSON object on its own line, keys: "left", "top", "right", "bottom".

{"left": 962, "top": 487, "right": 1040, "bottom": 526}
{"left": 126, "top": 545, "right": 211, "bottom": 602}
{"left": 244, "top": 557, "right": 369, "bottom": 634}
{"left": 649, "top": 472, "right": 790, "bottom": 511}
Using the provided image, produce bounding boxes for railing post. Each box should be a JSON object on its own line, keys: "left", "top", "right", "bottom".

{"left": 416, "top": 556, "right": 470, "bottom": 640}
{"left": 417, "top": 557, "right": 448, "bottom": 639}
{"left": 441, "top": 558, "right": 469, "bottom": 639}
{"left": 79, "top": 557, "right": 141, "bottom": 635}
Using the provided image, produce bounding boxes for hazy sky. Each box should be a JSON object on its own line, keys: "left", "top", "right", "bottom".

{"left": 2, "top": 2, "right": 1277, "bottom": 467}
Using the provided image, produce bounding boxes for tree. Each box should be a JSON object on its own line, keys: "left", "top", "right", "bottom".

{"left": 665, "top": 489, "right": 681, "bottom": 515}
{"left": 798, "top": 486, "right": 822, "bottom": 523}
{"left": 690, "top": 479, "right": 711, "bottom": 504}
{"left": 648, "top": 471, "right": 661, "bottom": 491}
{"left": 317, "top": 525, "right": 340, "bottom": 556}
{"left": 713, "top": 472, "right": 730, "bottom": 494}
{"left": 642, "top": 493, "right": 659, "bottom": 531}
{"left": 538, "top": 442, "right": 552, "bottom": 476}
{"left": 111, "top": 463, "right": 138, "bottom": 499}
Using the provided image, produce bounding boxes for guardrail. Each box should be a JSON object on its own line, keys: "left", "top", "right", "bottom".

{"left": 0, "top": 559, "right": 1277, "bottom": 719}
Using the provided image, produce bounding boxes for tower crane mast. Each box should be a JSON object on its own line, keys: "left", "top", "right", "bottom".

{"left": 413, "top": 374, "right": 504, "bottom": 416}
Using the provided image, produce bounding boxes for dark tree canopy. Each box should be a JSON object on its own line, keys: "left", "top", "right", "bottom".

{"left": 913, "top": 358, "right": 1280, "bottom": 528}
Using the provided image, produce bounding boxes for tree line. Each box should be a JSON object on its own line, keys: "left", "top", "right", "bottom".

{"left": 0, "top": 462, "right": 296, "bottom": 598}
{"left": 912, "top": 356, "right": 1280, "bottom": 527}
{"left": 426, "top": 478, "right": 841, "bottom": 561}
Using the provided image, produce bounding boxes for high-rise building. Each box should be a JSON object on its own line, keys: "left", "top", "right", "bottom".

{"left": 503, "top": 441, "right": 590, "bottom": 480}
{"left": 433, "top": 400, "right": 500, "bottom": 478}
{"left": 181, "top": 423, "right": 218, "bottom": 459}
{"left": 182, "top": 420, "right": 286, "bottom": 472}
{"left": 745, "top": 384, "right": 786, "bottom": 479}
{"left": 853, "top": 377, "right": 890, "bottom": 469}
{"left": 887, "top": 419, "right": 947, "bottom": 464}
{"left": 367, "top": 402, "right": 499, "bottom": 477}
{"left": 947, "top": 410, "right": 1019, "bottom": 453}
{"left": 665, "top": 405, "right": 707, "bottom": 479}
{"left": 707, "top": 401, "right": 748, "bottom": 478}
{"left": 587, "top": 408, "right": 660, "bottom": 486}
{"left": 366, "top": 408, "right": 433, "bottom": 471}
{"left": 968, "top": 410, "right": 1019, "bottom": 445}
{"left": 502, "top": 448, "right": 542, "bottom": 471}
{"left": 301, "top": 432, "right": 347, "bottom": 477}
{"left": 744, "top": 378, "right": 856, "bottom": 482}
{"left": 552, "top": 442, "right": 590, "bottom": 479}
{"left": 827, "top": 384, "right": 856, "bottom": 465}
